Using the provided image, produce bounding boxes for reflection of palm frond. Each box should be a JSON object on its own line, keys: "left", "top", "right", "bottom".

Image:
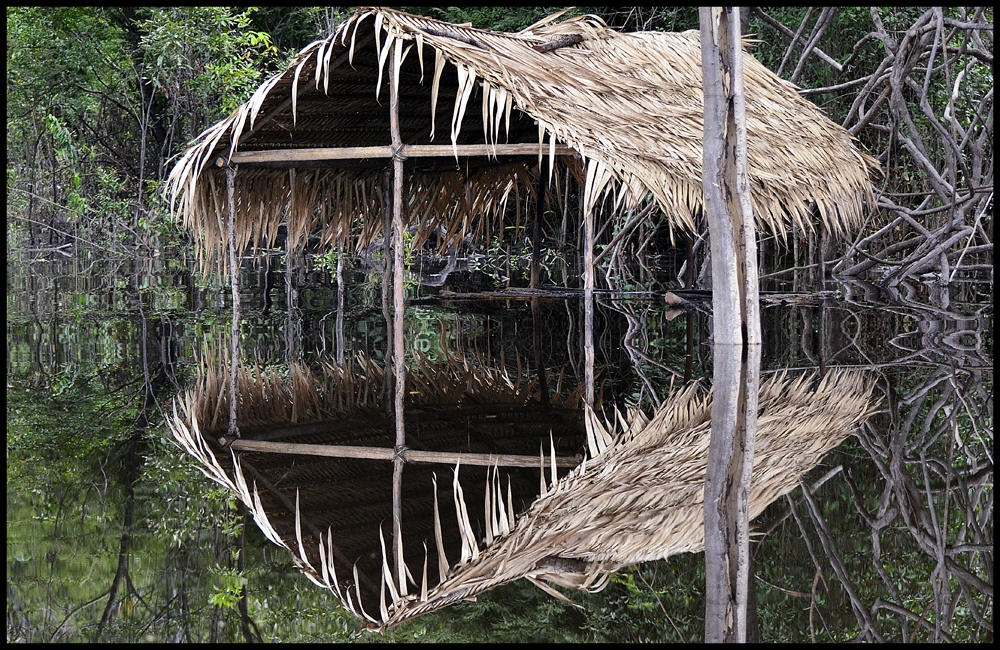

{"left": 167, "top": 349, "right": 586, "bottom": 623}
{"left": 377, "top": 369, "right": 878, "bottom": 630}
{"left": 173, "top": 347, "right": 581, "bottom": 440}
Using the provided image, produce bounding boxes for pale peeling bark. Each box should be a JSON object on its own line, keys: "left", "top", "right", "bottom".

{"left": 700, "top": 6, "right": 761, "bottom": 643}
{"left": 389, "top": 40, "right": 409, "bottom": 598}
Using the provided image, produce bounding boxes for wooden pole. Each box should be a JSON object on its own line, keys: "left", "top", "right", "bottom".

{"left": 222, "top": 143, "right": 577, "bottom": 166}
{"left": 583, "top": 190, "right": 596, "bottom": 408}
{"left": 381, "top": 167, "right": 394, "bottom": 414}
{"left": 389, "top": 39, "right": 408, "bottom": 597}
{"left": 226, "top": 164, "right": 241, "bottom": 439}
{"left": 700, "top": 6, "right": 761, "bottom": 643}
{"left": 218, "top": 438, "right": 582, "bottom": 468}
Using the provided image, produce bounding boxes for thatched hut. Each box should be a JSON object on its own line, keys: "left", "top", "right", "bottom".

{"left": 168, "top": 352, "right": 877, "bottom": 631}
{"left": 166, "top": 6, "right": 879, "bottom": 276}
{"left": 164, "top": 6, "right": 883, "bottom": 633}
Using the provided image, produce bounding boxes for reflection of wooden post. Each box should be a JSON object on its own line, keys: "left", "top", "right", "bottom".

{"left": 531, "top": 165, "right": 549, "bottom": 404}
{"left": 335, "top": 241, "right": 345, "bottom": 365}
{"left": 388, "top": 41, "right": 408, "bottom": 597}
{"left": 532, "top": 298, "right": 549, "bottom": 406}
{"left": 583, "top": 186, "right": 596, "bottom": 408}
{"left": 700, "top": 7, "right": 761, "bottom": 644}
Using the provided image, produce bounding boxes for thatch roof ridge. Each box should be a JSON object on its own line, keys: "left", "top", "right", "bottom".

{"left": 166, "top": 6, "right": 879, "bottom": 272}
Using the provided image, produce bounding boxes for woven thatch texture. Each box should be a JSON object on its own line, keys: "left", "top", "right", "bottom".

{"left": 166, "top": 7, "right": 879, "bottom": 274}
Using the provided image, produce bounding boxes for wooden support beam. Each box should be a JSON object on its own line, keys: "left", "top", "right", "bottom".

{"left": 583, "top": 190, "right": 596, "bottom": 408}
{"left": 218, "top": 438, "right": 582, "bottom": 468}
{"left": 219, "top": 143, "right": 577, "bottom": 165}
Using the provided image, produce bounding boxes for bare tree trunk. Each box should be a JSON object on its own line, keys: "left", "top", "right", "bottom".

{"left": 388, "top": 40, "right": 409, "bottom": 597}
{"left": 700, "top": 6, "right": 762, "bottom": 643}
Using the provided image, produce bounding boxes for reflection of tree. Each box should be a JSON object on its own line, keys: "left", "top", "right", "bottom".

{"left": 96, "top": 292, "right": 172, "bottom": 639}
{"left": 769, "top": 279, "right": 992, "bottom": 642}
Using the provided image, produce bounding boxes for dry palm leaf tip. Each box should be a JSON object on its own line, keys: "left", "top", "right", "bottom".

{"left": 165, "top": 7, "right": 880, "bottom": 276}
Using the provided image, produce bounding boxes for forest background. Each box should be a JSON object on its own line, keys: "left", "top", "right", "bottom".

{"left": 7, "top": 6, "right": 993, "bottom": 643}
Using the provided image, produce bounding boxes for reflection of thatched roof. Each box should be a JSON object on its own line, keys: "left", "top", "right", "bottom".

{"left": 168, "top": 352, "right": 588, "bottom": 624}
{"left": 169, "top": 355, "right": 877, "bottom": 632}
{"left": 166, "top": 7, "right": 879, "bottom": 273}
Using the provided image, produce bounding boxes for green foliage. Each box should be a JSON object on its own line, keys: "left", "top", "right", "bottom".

{"left": 138, "top": 7, "right": 282, "bottom": 128}
{"left": 209, "top": 565, "right": 247, "bottom": 609}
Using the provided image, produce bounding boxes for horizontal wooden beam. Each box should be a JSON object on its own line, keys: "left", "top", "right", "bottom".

{"left": 218, "top": 143, "right": 577, "bottom": 165}
{"left": 220, "top": 437, "right": 581, "bottom": 468}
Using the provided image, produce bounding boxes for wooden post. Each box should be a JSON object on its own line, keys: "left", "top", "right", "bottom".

{"left": 388, "top": 39, "right": 408, "bottom": 598}
{"left": 226, "top": 165, "right": 241, "bottom": 439}
{"left": 218, "top": 438, "right": 582, "bottom": 468}
{"left": 381, "top": 166, "right": 394, "bottom": 414}
{"left": 531, "top": 161, "right": 546, "bottom": 290}
{"left": 700, "top": 6, "right": 761, "bottom": 643}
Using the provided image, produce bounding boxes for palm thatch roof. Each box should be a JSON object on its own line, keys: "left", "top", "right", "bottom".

{"left": 166, "top": 7, "right": 879, "bottom": 274}
{"left": 167, "top": 352, "right": 878, "bottom": 632}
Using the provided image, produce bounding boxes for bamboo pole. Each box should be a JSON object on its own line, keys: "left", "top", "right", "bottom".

{"left": 220, "top": 143, "right": 577, "bottom": 165}
{"left": 217, "top": 438, "right": 581, "bottom": 468}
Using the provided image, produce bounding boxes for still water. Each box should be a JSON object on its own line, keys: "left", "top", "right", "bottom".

{"left": 7, "top": 247, "right": 992, "bottom": 642}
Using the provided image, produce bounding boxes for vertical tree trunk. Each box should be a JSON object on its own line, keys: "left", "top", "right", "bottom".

{"left": 700, "top": 6, "right": 762, "bottom": 643}
{"left": 388, "top": 39, "right": 408, "bottom": 597}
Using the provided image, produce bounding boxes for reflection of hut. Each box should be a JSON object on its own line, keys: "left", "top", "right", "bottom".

{"left": 169, "top": 352, "right": 589, "bottom": 623}
{"left": 169, "top": 355, "right": 877, "bottom": 631}
{"left": 166, "top": 7, "right": 878, "bottom": 276}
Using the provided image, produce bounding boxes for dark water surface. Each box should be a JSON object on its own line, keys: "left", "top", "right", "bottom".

{"left": 7, "top": 248, "right": 992, "bottom": 642}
